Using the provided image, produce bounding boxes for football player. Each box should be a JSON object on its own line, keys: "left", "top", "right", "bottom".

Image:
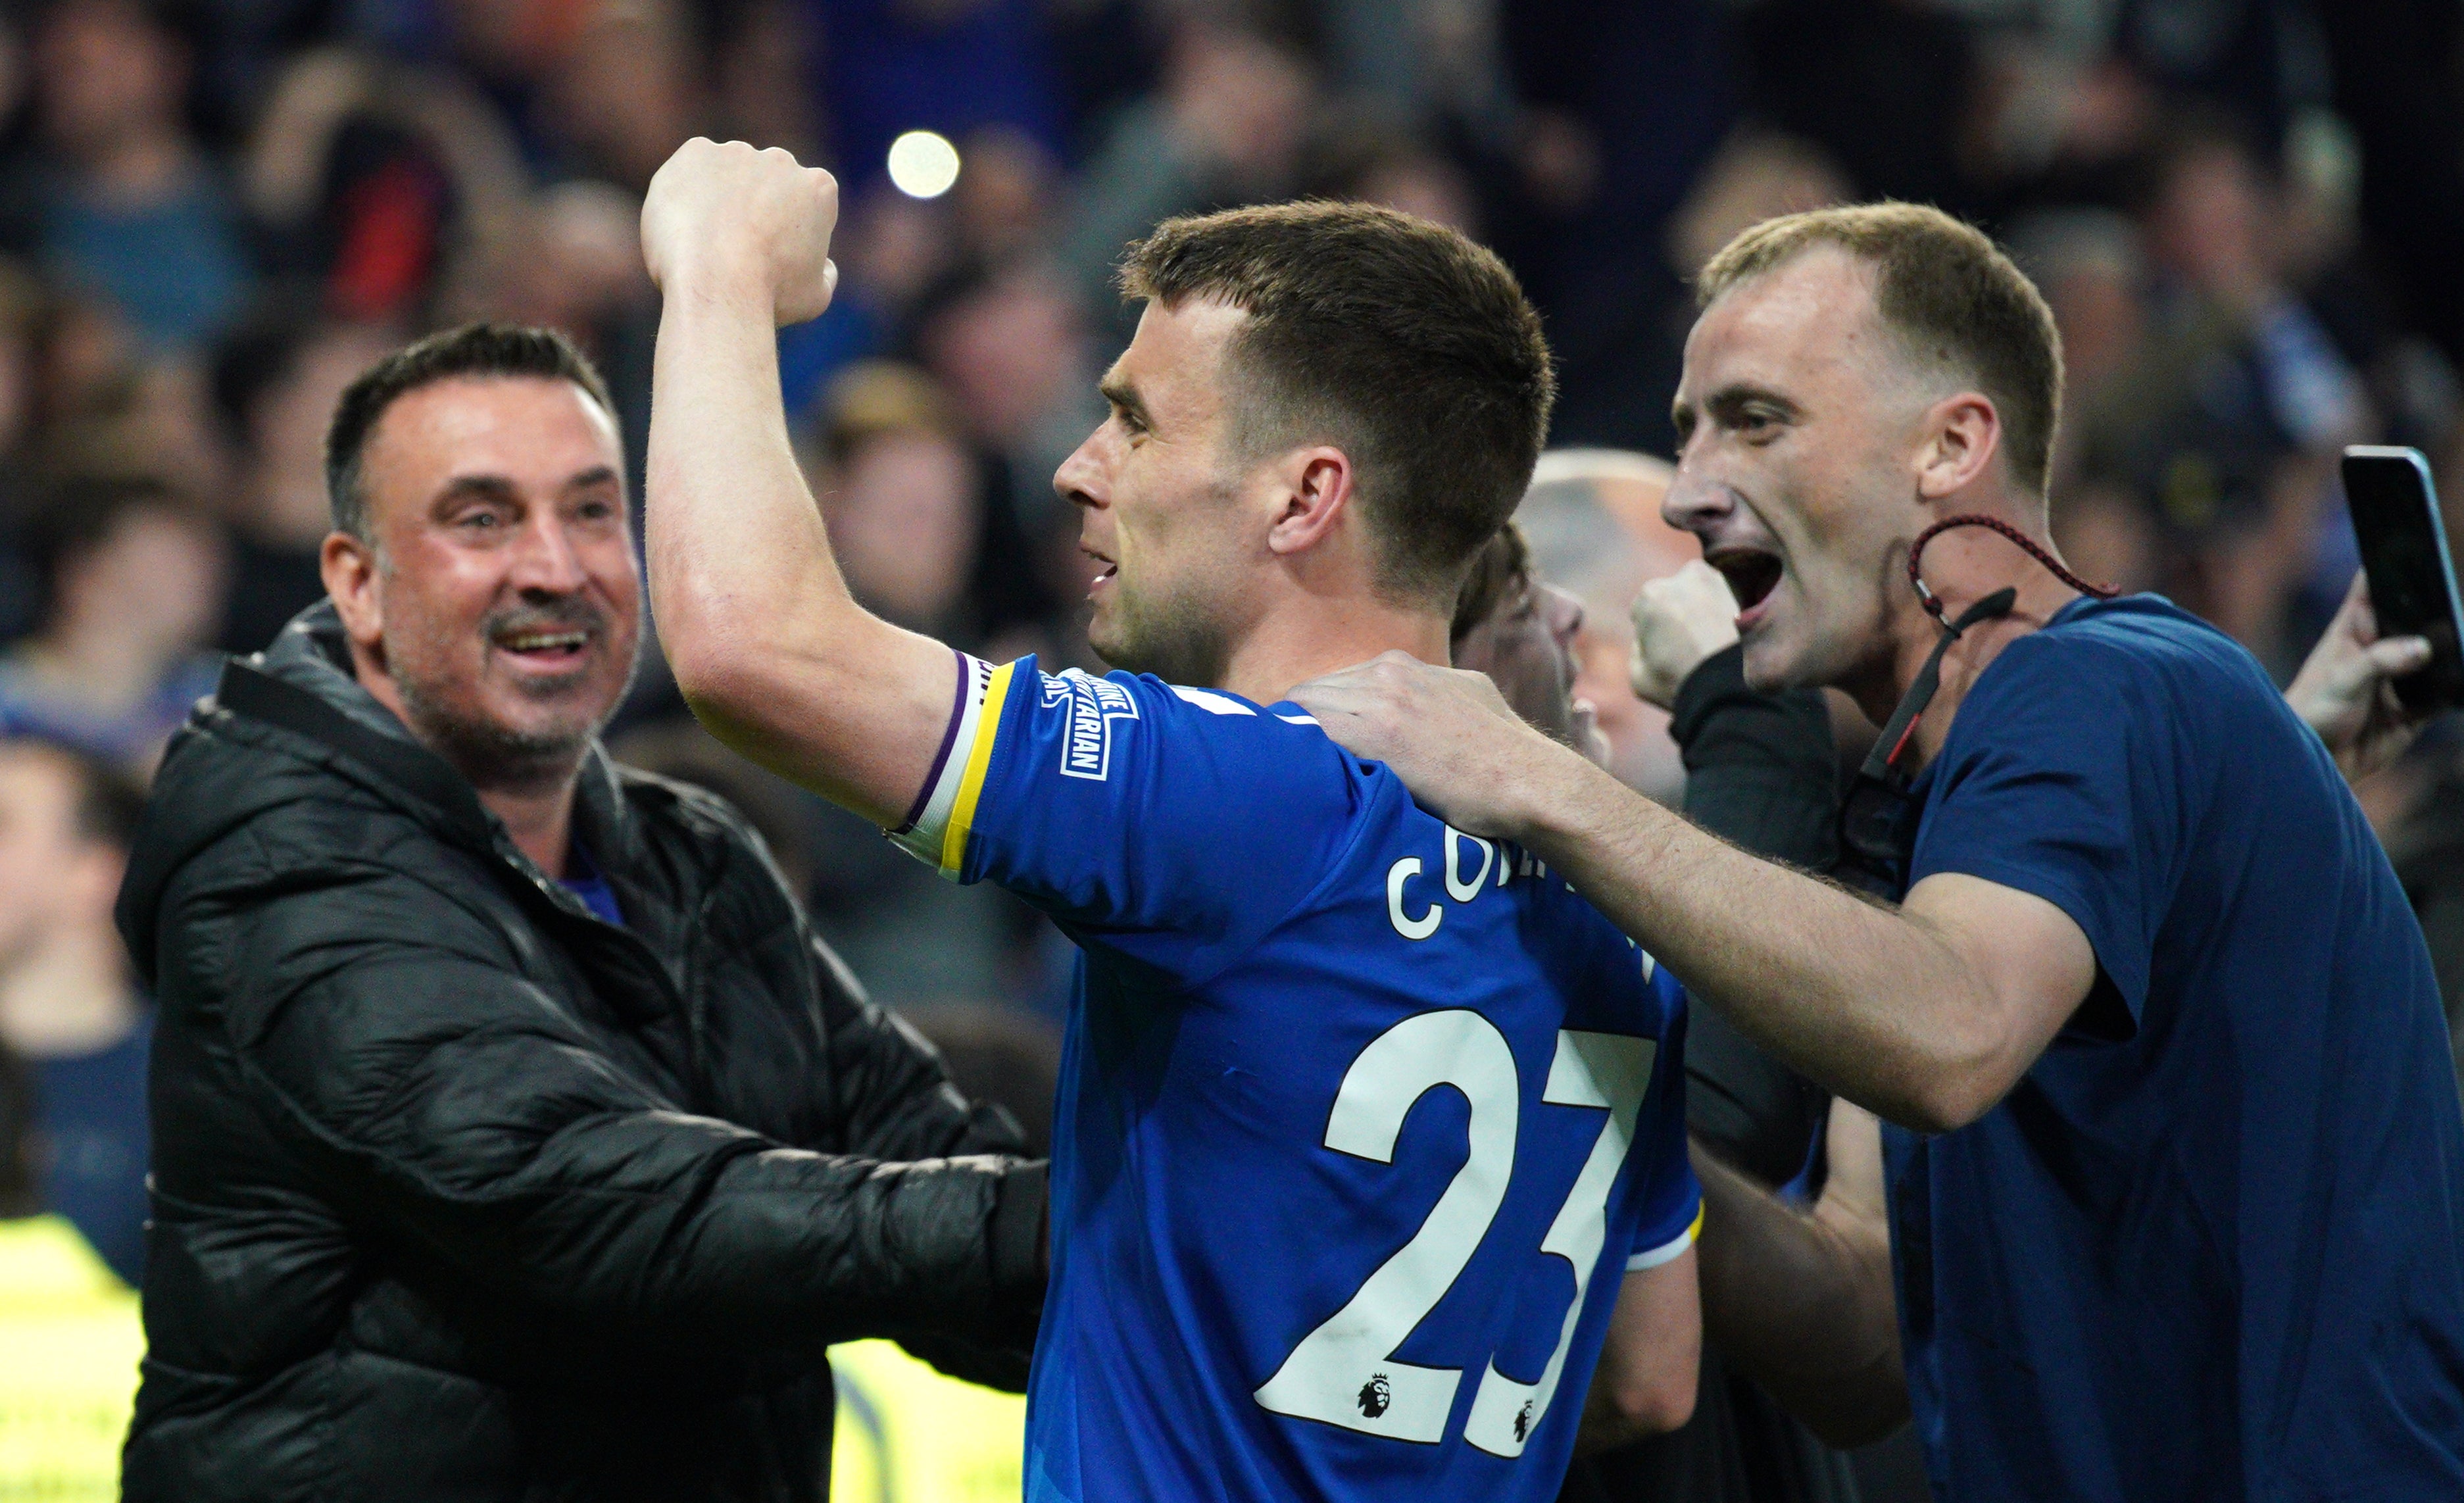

{"left": 639, "top": 139, "right": 1701, "bottom": 1502}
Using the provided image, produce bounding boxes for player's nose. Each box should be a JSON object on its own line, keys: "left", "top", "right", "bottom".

{"left": 1054, "top": 433, "right": 1108, "bottom": 512}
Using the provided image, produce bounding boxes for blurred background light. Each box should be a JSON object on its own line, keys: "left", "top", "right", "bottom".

{"left": 887, "top": 132, "right": 961, "bottom": 200}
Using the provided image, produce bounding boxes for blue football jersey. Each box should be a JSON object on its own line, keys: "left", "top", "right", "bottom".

{"left": 895, "top": 654, "right": 1700, "bottom": 1503}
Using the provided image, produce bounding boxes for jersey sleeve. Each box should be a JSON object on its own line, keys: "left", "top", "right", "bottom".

{"left": 889, "top": 652, "right": 1360, "bottom": 980}
{"left": 1625, "top": 984, "right": 1702, "bottom": 1271}
{"left": 1907, "top": 629, "right": 2190, "bottom": 1029}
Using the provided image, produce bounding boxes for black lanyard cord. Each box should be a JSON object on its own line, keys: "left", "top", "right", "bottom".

{"left": 1906, "top": 512, "right": 2118, "bottom": 626}
{"left": 1860, "top": 586, "right": 2020, "bottom": 785}
{"left": 1867, "top": 513, "right": 2121, "bottom": 783}
{"left": 1834, "top": 515, "right": 2117, "bottom": 895}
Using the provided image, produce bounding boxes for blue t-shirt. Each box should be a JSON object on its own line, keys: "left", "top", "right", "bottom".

{"left": 36, "top": 1008, "right": 153, "bottom": 1287}
{"left": 1887, "top": 594, "right": 2464, "bottom": 1500}
{"left": 896, "top": 655, "right": 1700, "bottom": 1503}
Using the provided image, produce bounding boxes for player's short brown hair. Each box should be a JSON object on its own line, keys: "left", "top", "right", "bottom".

{"left": 1696, "top": 203, "right": 2063, "bottom": 496}
{"left": 1120, "top": 201, "right": 1556, "bottom": 604}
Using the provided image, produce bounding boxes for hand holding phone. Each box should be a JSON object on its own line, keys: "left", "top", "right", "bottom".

{"left": 2340, "top": 446, "right": 2464, "bottom": 713}
{"left": 2288, "top": 570, "right": 2438, "bottom": 779}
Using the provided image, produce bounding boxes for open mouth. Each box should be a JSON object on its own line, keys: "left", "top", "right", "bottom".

{"left": 1706, "top": 547, "right": 1784, "bottom": 617}
{"left": 1082, "top": 545, "right": 1119, "bottom": 587}
{"left": 493, "top": 627, "right": 593, "bottom": 666}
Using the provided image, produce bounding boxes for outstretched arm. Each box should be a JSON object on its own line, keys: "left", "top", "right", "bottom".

{"left": 1291, "top": 658, "right": 2096, "bottom": 1133}
{"left": 641, "top": 138, "right": 956, "bottom": 824}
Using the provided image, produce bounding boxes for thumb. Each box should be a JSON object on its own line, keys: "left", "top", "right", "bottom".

{"left": 2365, "top": 637, "right": 2434, "bottom": 676}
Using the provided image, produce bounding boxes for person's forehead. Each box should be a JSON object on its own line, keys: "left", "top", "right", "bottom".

{"left": 366, "top": 376, "right": 623, "bottom": 492}
{"left": 1115, "top": 296, "right": 1248, "bottom": 420}
{"left": 1683, "top": 245, "right": 1890, "bottom": 395}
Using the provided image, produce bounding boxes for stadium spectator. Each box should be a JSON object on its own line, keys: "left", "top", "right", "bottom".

{"left": 1446, "top": 522, "right": 1602, "bottom": 760}
{"left": 1058, "top": 9, "right": 1315, "bottom": 326}
{"left": 113, "top": 324, "right": 1047, "bottom": 1501}
{"left": 209, "top": 295, "right": 393, "bottom": 654}
{"left": 2065, "top": 116, "right": 2370, "bottom": 666}
{"left": 949, "top": 126, "right": 1063, "bottom": 263}
{"left": 0, "top": 736, "right": 151, "bottom": 1287}
{"left": 1513, "top": 451, "right": 1697, "bottom": 802}
{"left": 0, "top": 475, "right": 225, "bottom": 776}
{"left": 1302, "top": 113, "right": 1483, "bottom": 237}
{"left": 539, "top": 0, "right": 704, "bottom": 193}
{"left": 237, "top": 46, "right": 531, "bottom": 324}
{"left": 10, "top": 0, "right": 251, "bottom": 353}
{"left": 0, "top": 1032, "right": 147, "bottom": 1502}
{"left": 912, "top": 257, "right": 1105, "bottom": 540}
{"left": 1293, "top": 203, "right": 2464, "bottom": 1499}
{"left": 814, "top": 359, "right": 998, "bottom": 640}
{"left": 0, "top": 261, "right": 52, "bottom": 642}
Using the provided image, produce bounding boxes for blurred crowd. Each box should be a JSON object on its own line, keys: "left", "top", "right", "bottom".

{"left": 1, "top": 0, "right": 2463, "bottom": 1397}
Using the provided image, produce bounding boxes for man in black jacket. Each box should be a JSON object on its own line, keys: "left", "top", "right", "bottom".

{"left": 114, "top": 324, "right": 1047, "bottom": 1503}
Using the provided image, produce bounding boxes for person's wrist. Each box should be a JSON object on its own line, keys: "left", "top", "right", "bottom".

{"left": 653, "top": 243, "right": 777, "bottom": 318}
{"left": 1504, "top": 731, "right": 1613, "bottom": 850}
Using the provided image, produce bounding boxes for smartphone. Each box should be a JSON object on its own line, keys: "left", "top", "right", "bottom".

{"left": 2342, "top": 445, "right": 2464, "bottom": 712}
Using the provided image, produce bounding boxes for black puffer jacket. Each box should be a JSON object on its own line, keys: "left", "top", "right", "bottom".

{"left": 114, "top": 606, "right": 1047, "bottom": 1503}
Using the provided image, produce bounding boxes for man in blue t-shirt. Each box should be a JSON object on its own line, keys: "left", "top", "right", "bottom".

{"left": 1293, "top": 203, "right": 2464, "bottom": 1500}
{"left": 639, "top": 142, "right": 1710, "bottom": 1500}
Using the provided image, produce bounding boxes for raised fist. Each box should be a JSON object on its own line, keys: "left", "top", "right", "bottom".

{"left": 641, "top": 137, "right": 839, "bottom": 326}
{"left": 1629, "top": 560, "right": 1741, "bottom": 708}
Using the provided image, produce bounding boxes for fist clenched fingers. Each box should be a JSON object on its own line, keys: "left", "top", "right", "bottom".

{"left": 1629, "top": 560, "right": 1740, "bottom": 708}
{"left": 641, "top": 137, "right": 841, "bottom": 326}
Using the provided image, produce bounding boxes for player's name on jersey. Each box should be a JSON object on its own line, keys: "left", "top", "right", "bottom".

{"left": 1383, "top": 827, "right": 1614, "bottom": 948}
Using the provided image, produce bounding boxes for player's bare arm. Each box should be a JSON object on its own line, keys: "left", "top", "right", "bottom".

{"left": 1291, "top": 658, "right": 2097, "bottom": 1134}
{"left": 641, "top": 138, "right": 957, "bottom": 824}
{"left": 1573, "top": 1250, "right": 1701, "bottom": 1454}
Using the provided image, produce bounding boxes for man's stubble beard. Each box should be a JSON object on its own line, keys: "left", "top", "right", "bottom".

{"left": 1095, "top": 574, "right": 1233, "bottom": 687}
{"left": 393, "top": 669, "right": 602, "bottom": 793}
{"left": 389, "top": 616, "right": 642, "bottom": 795}
{"left": 1089, "top": 464, "right": 1248, "bottom": 687}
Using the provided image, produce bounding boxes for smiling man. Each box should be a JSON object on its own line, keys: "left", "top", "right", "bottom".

{"left": 115, "top": 324, "right": 1048, "bottom": 1503}
{"left": 642, "top": 139, "right": 1706, "bottom": 1503}
{"left": 1293, "top": 203, "right": 2464, "bottom": 1500}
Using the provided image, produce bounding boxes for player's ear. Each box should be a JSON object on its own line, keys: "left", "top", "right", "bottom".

{"left": 1265, "top": 446, "right": 1357, "bottom": 559}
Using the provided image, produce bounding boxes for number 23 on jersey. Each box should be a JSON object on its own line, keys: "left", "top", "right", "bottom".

{"left": 1254, "top": 1011, "right": 1663, "bottom": 1458}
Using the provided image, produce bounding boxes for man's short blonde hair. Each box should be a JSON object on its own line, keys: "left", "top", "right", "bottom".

{"left": 1697, "top": 203, "right": 2064, "bottom": 497}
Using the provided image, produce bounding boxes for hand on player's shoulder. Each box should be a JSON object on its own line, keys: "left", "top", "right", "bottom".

{"left": 1291, "top": 651, "right": 1576, "bottom": 841}
{"left": 641, "top": 137, "right": 840, "bottom": 326}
